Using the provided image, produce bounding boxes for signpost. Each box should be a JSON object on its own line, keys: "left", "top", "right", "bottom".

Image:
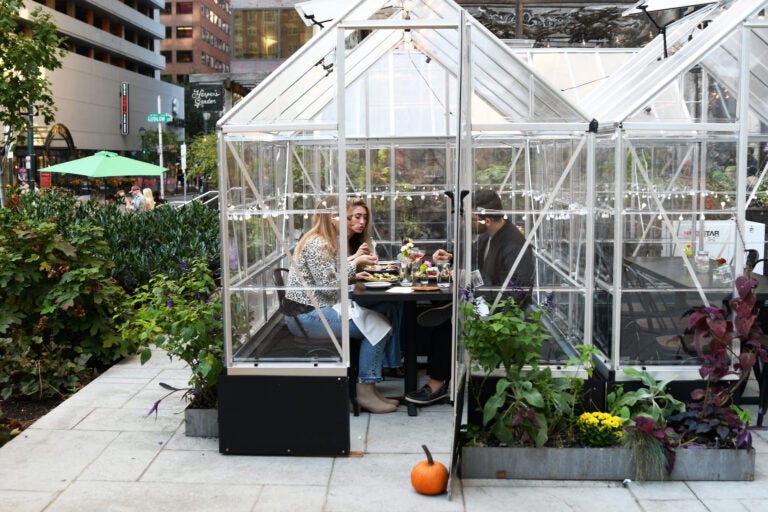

{"left": 146, "top": 113, "right": 172, "bottom": 123}
{"left": 149, "top": 99, "right": 167, "bottom": 198}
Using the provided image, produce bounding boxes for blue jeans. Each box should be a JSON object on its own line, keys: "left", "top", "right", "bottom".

{"left": 285, "top": 306, "right": 385, "bottom": 383}
{"left": 371, "top": 302, "right": 403, "bottom": 369}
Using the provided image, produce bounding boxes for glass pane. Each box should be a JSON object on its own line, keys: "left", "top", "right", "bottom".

{"left": 280, "top": 9, "right": 312, "bottom": 59}
{"left": 233, "top": 10, "right": 278, "bottom": 59}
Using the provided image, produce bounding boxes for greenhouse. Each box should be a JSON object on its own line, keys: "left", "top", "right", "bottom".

{"left": 215, "top": 0, "right": 768, "bottom": 459}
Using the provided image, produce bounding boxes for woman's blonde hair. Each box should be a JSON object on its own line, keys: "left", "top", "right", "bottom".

{"left": 295, "top": 196, "right": 346, "bottom": 258}
{"left": 142, "top": 188, "right": 155, "bottom": 210}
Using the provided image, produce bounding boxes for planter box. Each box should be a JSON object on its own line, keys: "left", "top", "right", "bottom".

{"left": 461, "top": 446, "right": 755, "bottom": 481}
{"left": 184, "top": 407, "right": 218, "bottom": 438}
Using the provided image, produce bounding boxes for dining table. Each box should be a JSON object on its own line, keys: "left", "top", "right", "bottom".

{"left": 351, "top": 279, "right": 453, "bottom": 416}
{"left": 624, "top": 256, "right": 768, "bottom": 296}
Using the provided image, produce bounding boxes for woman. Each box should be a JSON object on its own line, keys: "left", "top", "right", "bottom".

{"left": 142, "top": 188, "right": 155, "bottom": 210}
{"left": 285, "top": 197, "right": 398, "bottom": 414}
{"left": 347, "top": 197, "right": 403, "bottom": 377}
{"left": 347, "top": 197, "right": 373, "bottom": 261}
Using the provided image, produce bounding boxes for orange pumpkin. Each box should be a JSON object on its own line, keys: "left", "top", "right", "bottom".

{"left": 410, "top": 444, "right": 448, "bottom": 495}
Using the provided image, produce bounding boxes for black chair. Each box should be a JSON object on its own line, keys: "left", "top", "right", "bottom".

{"left": 273, "top": 268, "right": 309, "bottom": 337}
{"left": 746, "top": 249, "right": 760, "bottom": 272}
{"left": 620, "top": 264, "right": 689, "bottom": 361}
{"left": 272, "top": 268, "right": 362, "bottom": 415}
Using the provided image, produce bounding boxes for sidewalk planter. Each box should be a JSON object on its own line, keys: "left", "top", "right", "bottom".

{"left": 461, "top": 446, "right": 756, "bottom": 481}
{"left": 185, "top": 407, "right": 219, "bottom": 438}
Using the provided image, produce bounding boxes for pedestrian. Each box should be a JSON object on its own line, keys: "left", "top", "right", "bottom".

{"left": 116, "top": 190, "right": 130, "bottom": 213}
{"left": 130, "top": 185, "right": 147, "bottom": 212}
{"left": 142, "top": 188, "right": 155, "bottom": 210}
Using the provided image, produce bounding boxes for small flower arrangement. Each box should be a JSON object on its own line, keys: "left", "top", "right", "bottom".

{"left": 577, "top": 411, "right": 624, "bottom": 447}
{"left": 400, "top": 238, "right": 414, "bottom": 257}
{"left": 683, "top": 243, "right": 693, "bottom": 257}
{"left": 419, "top": 260, "right": 432, "bottom": 273}
{"left": 716, "top": 257, "right": 727, "bottom": 266}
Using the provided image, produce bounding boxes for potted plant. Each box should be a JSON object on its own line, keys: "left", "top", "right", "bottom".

{"left": 669, "top": 273, "right": 766, "bottom": 449}
{"left": 460, "top": 283, "right": 760, "bottom": 481}
{"left": 460, "top": 289, "right": 584, "bottom": 449}
{"left": 118, "top": 257, "right": 223, "bottom": 437}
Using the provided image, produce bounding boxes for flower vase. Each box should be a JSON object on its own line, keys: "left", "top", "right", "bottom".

{"left": 399, "top": 256, "right": 413, "bottom": 287}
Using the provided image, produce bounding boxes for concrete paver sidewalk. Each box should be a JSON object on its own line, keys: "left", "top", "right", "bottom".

{"left": 1, "top": 351, "right": 767, "bottom": 511}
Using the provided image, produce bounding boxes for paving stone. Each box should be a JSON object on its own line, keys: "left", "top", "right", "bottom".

{"left": 140, "top": 450, "right": 333, "bottom": 486}
{"left": 0, "top": 429, "right": 118, "bottom": 492}
{"left": 0, "top": 490, "right": 56, "bottom": 512}
{"left": 79, "top": 431, "right": 174, "bottom": 482}
{"left": 45, "top": 481, "right": 261, "bottom": 512}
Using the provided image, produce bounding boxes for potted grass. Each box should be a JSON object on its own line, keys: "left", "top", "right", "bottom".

{"left": 118, "top": 258, "right": 223, "bottom": 437}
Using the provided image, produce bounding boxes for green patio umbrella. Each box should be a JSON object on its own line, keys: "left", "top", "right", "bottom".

{"left": 40, "top": 150, "right": 166, "bottom": 177}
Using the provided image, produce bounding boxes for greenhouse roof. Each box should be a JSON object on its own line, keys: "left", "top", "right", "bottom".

{"left": 582, "top": 0, "right": 768, "bottom": 126}
{"left": 218, "top": 0, "right": 588, "bottom": 137}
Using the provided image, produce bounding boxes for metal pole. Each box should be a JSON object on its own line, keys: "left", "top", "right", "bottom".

{"left": 27, "top": 99, "right": 35, "bottom": 191}
{"left": 157, "top": 96, "right": 164, "bottom": 198}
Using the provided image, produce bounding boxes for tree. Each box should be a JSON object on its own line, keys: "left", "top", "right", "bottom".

{"left": 0, "top": 0, "right": 66, "bottom": 148}
{"left": 185, "top": 134, "right": 218, "bottom": 191}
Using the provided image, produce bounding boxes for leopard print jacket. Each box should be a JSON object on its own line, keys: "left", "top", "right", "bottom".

{"left": 285, "top": 235, "right": 355, "bottom": 307}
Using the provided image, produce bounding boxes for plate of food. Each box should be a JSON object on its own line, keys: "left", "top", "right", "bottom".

{"left": 363, "top": 281, "right": 394, "bottom": 289}
{"left": 364, "top": 273, "right": 400, "bottom": 282}
{"left": 363, "top": 262, "right": 400, "bottom": 274}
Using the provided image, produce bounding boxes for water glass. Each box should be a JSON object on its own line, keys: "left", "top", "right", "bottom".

{"left": 399, "top": 257, "right": 413, "bottom": 287}
{"left": 713, "top": 264, "right": 733, "bottom": 284}
{"left": 694, "top": 251, "right": 710, "bottom": 273}
{"left": 437, "top": 262, "right": 451, "bottom": 288}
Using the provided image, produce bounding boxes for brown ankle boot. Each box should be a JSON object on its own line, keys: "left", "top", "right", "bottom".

{"left": 373, "top": 385, "right": 399, "bottom": 406}
{"left": 356, "top": 383, "right": 397, "bottom": 413}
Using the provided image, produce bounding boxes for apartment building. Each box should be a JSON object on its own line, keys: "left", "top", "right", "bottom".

{"left": 6, "top": 0, "right": 184, "bottom": 177}
{"left": 160, "top": 0, "right": 232, "bottom": 83}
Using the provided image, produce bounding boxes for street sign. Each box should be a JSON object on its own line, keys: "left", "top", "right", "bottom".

{"left": 147, "top": 113, "right": 172, "bottom": 123}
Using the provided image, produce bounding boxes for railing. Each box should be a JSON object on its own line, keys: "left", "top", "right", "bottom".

{"left": 166, "top": 190, "right": 219, "bottom": 209}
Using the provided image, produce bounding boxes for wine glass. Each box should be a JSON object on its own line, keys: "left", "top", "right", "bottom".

{"left": 410, "top": 247, "right": 425, "bottom": 264}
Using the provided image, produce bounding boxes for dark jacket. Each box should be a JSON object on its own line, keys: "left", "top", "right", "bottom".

{"left": 477, "top": 221, "right": 534, "bottom": 302}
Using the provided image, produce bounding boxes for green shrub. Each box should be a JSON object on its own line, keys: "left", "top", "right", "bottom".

{"left": 98, "top": 200, "right": 221, "bottom": 293}
{"left": 118, "top": 258, "right": 223, "bottom": 409}
{"left": 0, "top": 193, "right": 129, "bottom": 399}
{"left": 9, "top": 189, "right": 221, "bottom": 294}
{"left": 0, "top": 190, "right": 221, "bottom": 402}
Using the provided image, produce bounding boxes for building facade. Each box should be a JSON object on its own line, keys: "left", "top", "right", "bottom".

{"left": 4, "top": 0, "right": 185, "bottom": 182}
{"left": 160, "top": 0, "right": 232, "bottom": 83}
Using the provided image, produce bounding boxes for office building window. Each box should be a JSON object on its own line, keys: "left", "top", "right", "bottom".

{"left": 161, "top": 50, "right": 172, "bottom": 62}
{"left": 177, "top": 50, "right": 193, "bottom": 63}
{"left": 233, "top": 9, "right": 312, "bottom": 59}
{"left": 176, "top": 26, "right": 193, "bottom": 39}
{"left": 177, "top": 2, "right": 194, "bottom": 15}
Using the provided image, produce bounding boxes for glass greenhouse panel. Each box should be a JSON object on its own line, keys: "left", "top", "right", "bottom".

{"left": 221, "top": 137, "right": 349, "bottom": 368}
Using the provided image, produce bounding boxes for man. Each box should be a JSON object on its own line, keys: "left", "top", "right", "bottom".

{"left": 130, "top": 185, "right": 146, "bottom": 213}
{"left": 404, "top": 189, "right": 534, "bottom": 406}
{"left": 116, "top": 190, "right": 129, "bottom": 213}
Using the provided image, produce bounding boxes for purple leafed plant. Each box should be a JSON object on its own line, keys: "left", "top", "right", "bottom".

{"left": 671, "top": 274, "right": 768, "bottom": 449}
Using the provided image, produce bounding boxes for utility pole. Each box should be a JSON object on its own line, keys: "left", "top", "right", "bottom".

{"left": 157, "top": 95, "right": 165, "bottom": 198}
{"left": 27, "top": 98, "right": 35, "bottom": 191}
